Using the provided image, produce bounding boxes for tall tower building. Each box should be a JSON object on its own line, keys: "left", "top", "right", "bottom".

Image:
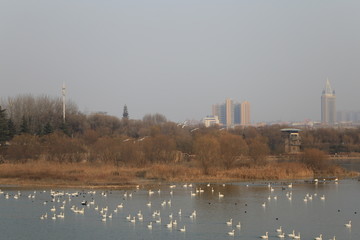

{"left": 212, "top": 99, "right": 234, "bottom": 127}
{"left": 321, "top": 79, "right": 336, "bottom": 125}
{"left": 234, "top": 103, "right": 241, "bottom": 125}
{"left": 225, "top": 98, "right": 233, "bottom": 128}
{"left": 241, "top": 101, "right": 250, "bottom": 126}
{"left": 211, "top": 99, "right": 250, "bottom": 127}
{"left": 212, "top": 103, "right": 226, "bottom": 125}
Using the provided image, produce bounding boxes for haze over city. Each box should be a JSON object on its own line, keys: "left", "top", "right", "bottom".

{"left": 1, "top": 0, "right": 359, "bottom": 123}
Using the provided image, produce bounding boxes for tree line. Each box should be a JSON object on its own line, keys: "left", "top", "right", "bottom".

{"left": 1, "top": 95, "right": 360, "bottom": 173}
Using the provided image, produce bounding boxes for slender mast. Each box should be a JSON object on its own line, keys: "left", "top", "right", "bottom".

{"left": 62, "top": 83, "right": 66, "bottom": 123}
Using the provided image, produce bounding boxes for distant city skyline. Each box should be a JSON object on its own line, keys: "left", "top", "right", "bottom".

{"left": 1, "top": 1, "right": 359, "bottom": 123}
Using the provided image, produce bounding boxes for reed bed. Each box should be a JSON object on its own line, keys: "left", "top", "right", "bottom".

{"left": 0, "top": 161, "right": 140, "bottom": 187}
{"left": 0, "top": 161, "right": 356, "bottom": 187}
{"left": 144, "top": 162, "right": 315, "bottom": 181}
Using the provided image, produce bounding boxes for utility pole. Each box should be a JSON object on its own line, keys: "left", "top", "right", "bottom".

{"left": 62, "top": 83, "right": 66, "bottom": 123}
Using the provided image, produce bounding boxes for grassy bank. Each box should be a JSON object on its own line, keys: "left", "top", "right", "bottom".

{"left": 0, "top": 161, "right": 358, "bottom": 188}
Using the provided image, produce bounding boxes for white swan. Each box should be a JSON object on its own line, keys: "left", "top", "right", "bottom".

{"left": 219, "top": 192, "right": 224, "bottom": 198}
{"left": 226, "top": 218, "right": 233, "bottom": 226}
{"left": 294, "top": 232, "right": 301, "bottom": 239}
{"left": 288, "top": 230, "right": 295, "bottom": 238}
{"left": 228, "top": 229, "right": 235, "bottom": 236}
{"left": 166, "top": 221, "right": 173, "bottom": 228}
{"left": 277, "top": 232, "right": 285, "bottom": 238}
{"left": 315, "top": 234, "right": 322, "bottom": 240}
{"left": 276, "top": 226, "right": 282, "bottom": 233}
{"left": 345, "top": 220, "right": 351, "bottom": 228}
{"left": 179, "top": 225, "right": 186, "bottom": 232}
{"left": 236, "top": 222, "right": 241, "bottom": 228}
{"left": 147, "top": 222, "right": 153, "bottom": 229}
{"left": 260, "top": 232, "right": 268, "bottom": 239}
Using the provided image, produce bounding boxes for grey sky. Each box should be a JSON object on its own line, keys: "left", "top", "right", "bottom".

{"left": 1, "top": 0, "right": 359, "bottom": 123}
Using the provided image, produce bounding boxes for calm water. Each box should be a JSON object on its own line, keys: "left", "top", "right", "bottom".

{"left": 0, "top": 179, "right": 359, "bottom": 240}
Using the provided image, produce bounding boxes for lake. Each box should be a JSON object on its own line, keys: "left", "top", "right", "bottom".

{"left": 0, "top": 179, "right": 359, "bottom": 240}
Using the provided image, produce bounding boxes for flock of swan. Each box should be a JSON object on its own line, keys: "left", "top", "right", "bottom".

{"left": 0, "top": 179, "right": 356, "bottom": 239}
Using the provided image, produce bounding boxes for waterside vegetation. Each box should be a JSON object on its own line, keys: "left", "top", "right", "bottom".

{"left": 0, "top": 95, "right": 359, "bottom": 187}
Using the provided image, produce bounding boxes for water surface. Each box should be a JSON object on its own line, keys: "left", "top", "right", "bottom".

{"left": 0, "top": 179, "right": 358, "bottom": 240}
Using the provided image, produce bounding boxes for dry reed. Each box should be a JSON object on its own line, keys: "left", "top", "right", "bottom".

{"left": 0, "top": 161, "right": 356, "bottom": 187}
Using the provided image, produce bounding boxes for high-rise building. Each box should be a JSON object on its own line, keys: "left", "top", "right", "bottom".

{"left": 234, "top": 103, "right": 241, "bottom": 125}
{"left": 241, "top": 101, "right": 250, "bottom": 126}
{"left": 212, "top": 103, "right": 225, "bottom": 125}
{"left": 211, "top": 99, "right": 250, "bottom": 127}
{"left": 321, "top": 79, "right": 336, "bottom": 125}
{"left": 225, "top": 98, "right": 233, "bottom": 127}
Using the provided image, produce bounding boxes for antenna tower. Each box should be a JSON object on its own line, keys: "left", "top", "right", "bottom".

{"left": 62, "top": 83, "right": 66, "bottom": 123}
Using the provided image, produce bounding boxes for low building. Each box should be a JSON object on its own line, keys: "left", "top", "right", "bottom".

{"left": 203, "top": 115, "right": 220, "bottom": 127}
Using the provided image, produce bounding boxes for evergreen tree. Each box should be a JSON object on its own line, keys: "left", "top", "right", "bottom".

{"left": 60, "top": 121, "right": 70, "bottom": 137}
{"left": 123, "top": 105, "right": 129, "bottom": 119}
{"left": 35, "top": 125, "right": 43, "bottom": 136}
{"left": 43, "top": 122, "right": 54, "bottom": 135}
{"left": 7, "top": 118, "right": 17, "bottom": 140}
{"left": 20, "top": 116, "right": 30, "bottom": 134}
{"left": 0, "top": 106, "right": 9, "bottom": 143}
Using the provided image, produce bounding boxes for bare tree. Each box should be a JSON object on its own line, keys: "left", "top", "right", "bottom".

{"left": 194, "top": 135, "right": 220, "bottom": 174}
{"left": 301, "top": 148, "right": 329, "bottom": 172}
{"left": 247, "top": 137, "right": 269, "bottom": 165}
{"left": 219, "top": 132, "right": 248, "bottom": 169}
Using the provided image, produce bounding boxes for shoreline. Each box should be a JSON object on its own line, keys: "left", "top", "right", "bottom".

{"left": 0, "top": 161, "right": 358, "bottom": 190}
{"left": 0, "top": 174, "right": 357, "bottom": 191}
{"left": 1, "top": 177, "right": 357, "bottom": 190}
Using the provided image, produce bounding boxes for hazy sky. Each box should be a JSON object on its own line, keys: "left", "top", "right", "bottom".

{"left": 1, "top": 0, "right": 359, "bottom": 123}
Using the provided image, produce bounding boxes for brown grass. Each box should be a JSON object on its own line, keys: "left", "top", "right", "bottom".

{"left": 0, "top": 161, "right": 142, "bottom": 188}
{"left": 143, "top": 162, "right": 315, "bottom": 181}
{"left": 0, "top": 161, "right": 356, "bottom": 188}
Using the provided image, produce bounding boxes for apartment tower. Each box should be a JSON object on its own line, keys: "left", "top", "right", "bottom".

{"left": 212, "top": 99, "right": 250, "bottom": 127}
{"left": 241, "top": 101, "right": 250, "bottom": 126}
{"left": 321, "top": 79, "right": 336, "bottom": 125}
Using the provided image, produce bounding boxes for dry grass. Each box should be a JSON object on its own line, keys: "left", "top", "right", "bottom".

{"left": 216, "top": 162, "right": 313, "bottom": 180}
{"left": 0, "top": 161, "right": 142, "bottom": 188}
{"left": 0, "top": 161, "right": 356, "bottom": 187}
{"left": 142, "top": 162, "right": 315, "bottom": 181}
